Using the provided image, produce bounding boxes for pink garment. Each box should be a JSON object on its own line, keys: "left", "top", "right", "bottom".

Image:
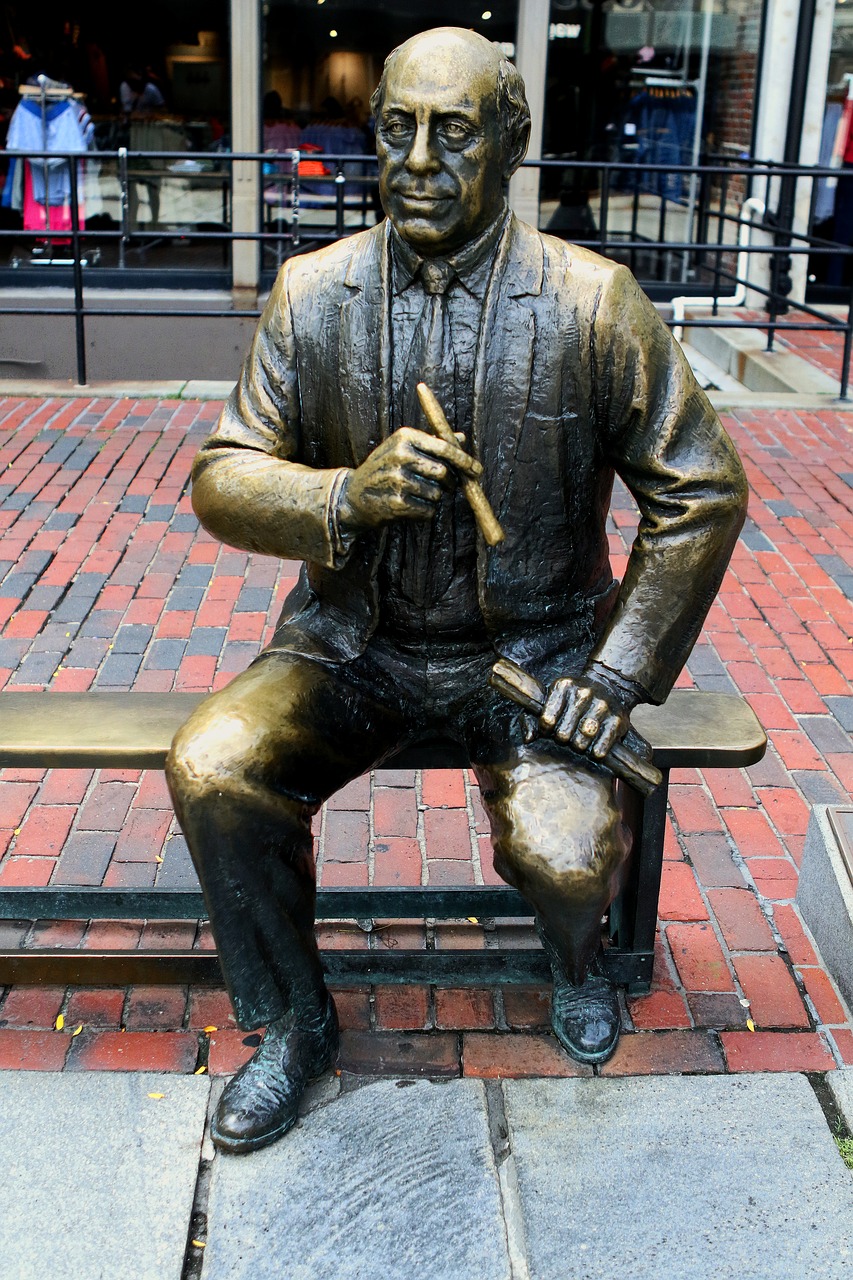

{"left": 23, "top": 162, "right": 84, "bottom": 240}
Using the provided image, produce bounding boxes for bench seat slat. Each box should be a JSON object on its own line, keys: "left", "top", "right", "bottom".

{"left": 0, "top": 690, "right": 766, "bottom": 770}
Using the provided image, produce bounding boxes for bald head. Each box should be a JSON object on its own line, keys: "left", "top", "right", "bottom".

{"left": 371, "top": 28, "right": 530, "bottom": 183}
{"left": 372, "top": 28, "right": 530, "bottom": 256}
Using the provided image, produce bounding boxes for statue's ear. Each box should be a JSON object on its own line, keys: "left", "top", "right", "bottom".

{"left": 503, "top": 120, "right": 530, "bottom": 182}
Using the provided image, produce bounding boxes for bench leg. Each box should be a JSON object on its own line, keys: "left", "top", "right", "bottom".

{"left": 609, "top": 767, "right": 670, "bottom": 996}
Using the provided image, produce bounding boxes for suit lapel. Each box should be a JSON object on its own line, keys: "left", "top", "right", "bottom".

{"left": 473, "top": 217, "right": 542, "bottom": 520}
{"left": 338, "top": 222, "right": 391, "bottom": 462}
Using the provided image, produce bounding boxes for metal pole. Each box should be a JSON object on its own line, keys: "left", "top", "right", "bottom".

{"left": 68, "top": 159, "right": 87, "bottom": 386}
{"left": 682, "top": 0, "right": 713, "bottom": 284}
{"left": 841, "top": 272, "right": 853, "bottom": 400}
{"left": 768, "top": 0, "right": 818, "bottom": 314}
{"left": 118, "top": 146, "right": 129, "bottom": 270}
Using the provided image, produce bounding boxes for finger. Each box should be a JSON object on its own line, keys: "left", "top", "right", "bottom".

{"left": 403, "top": 476, "right": 444, "bottom": 505}
{"left": 568, "top": 694, "right": 608, "bottom": 752}
{"left": 405, "top": 430, "right": 483, "bottom": 480}
{"left": 552, "top": 686, "right": 593, "bottom": 744}
{"left": 404, "top": 455, "right": 450, "bottom": 484}
{"left": 589, "top": 714, "right": 624, "bottom": 760}
{"left": 540, "top": 679, "right": 573, "bottom": 732}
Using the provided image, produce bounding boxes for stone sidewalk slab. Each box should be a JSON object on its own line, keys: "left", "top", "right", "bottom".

{"left": 503, "top": 1074, "right": 853, "bottom": 1280}
{"left": 0, "top": 1072, "right": 210, "bottom": 1280}
{"left": 204, "top": 1078, "right": 510, "bottom": 1280}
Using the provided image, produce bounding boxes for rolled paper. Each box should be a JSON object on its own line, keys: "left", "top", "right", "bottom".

{"left": 416, "top": 381, "right": 505, "bottom": 546}
{"left": 489, "top": 657, "right": 664, "bottom": 797}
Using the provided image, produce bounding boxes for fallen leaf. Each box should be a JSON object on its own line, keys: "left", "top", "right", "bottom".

{"left": 155, "top": 855, "right": 164, "bottom": 863}
{"left": 55, "top": 1013, "right": 64, "bottom": 1031}
{"left": 71, "top": 1024, "right": 83, "bottom": 1037}
{"left": 194, "top": 1065, "right": 207, "bottom": 1075}
{"left": 203, "top": 1026, "right": 218, "bottom": 1033}
{"left": 147, "top": 1092, "right": 165, "bottom": 1100}
{"left": 746, "top": 1018, "right": 756, "bottom": 1032}
{"left": 466, "top": 917, "right": 479, "bottom": 924}
{"left": 191, "top": 1241, "right": 206, "bottom": 1249}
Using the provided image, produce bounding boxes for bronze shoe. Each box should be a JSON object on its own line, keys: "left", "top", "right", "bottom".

{"left": 211, "top": 996, "right": 339, "bottom": 1154}
{"left": 550, "top": 963, "right": 621, "bottom": 1065}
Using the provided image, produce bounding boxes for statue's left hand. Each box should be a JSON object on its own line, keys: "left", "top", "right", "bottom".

{"left": 538, "top": 674, "right": 631, "bottom": 760}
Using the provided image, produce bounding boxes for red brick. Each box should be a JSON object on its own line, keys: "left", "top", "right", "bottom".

{"left": 421, "top": 770, "right": 467, "bottom": 808}
{"left": 187, "top": 989, "right": 238, "bottom": 1030}
{"left": 320, "top": 859, "right": 369, "bottom": 886}
{"left": 0, "top": 855, "right": 56, "bottom": 885}
{"left": 797, "top": 967, "right": 849, "bottom": 1026}
{"left": 601, "top": 1030, "right": 724, "bottom": 1076}
{"left": 12, "top": 805, "right": 75, "bottom": 858}
{"left": 374, "top": 985, "right": 431, "bottom": 1030}
{"left": 427, "top": 858, "right": 474, "bottom": 884}
{"left": 773, "top": 904, "right": 818, "bottom": 965}
{"left": 773, "top": 680, "right": 826, "bottom": 714}
{"left": 81, "top": 920, "right": 143, "bottom": 949}
{"left": 135, "top": 771, "right": 173, "bottom": 809}
{"left": 666, "top": 922, "right": 735, "bottom": 992}
{"left": 707, "top": 888, "right": 776, "bottom": 952}
{"left": 732, "top": 954, "right": 810, "bottom": 1028}
{"left": 373, "top": 789, "right": 418, "bottom": 839}
{"left": 435, "top": 988, "right": 495, "bottom": 1030}
{"left": 0, "top": 986, "right": 66, "bottom": 1028}
{"left": 723, "top": 808, "right": 786, "bottom": 859}
{"left": 501, "top": 986, "right": 551, "bottom": 1030}
{"left": 745, "top": 858, "right": 799, "bottom": 900}
{"left": 339, "top": 1030, "right": 459, "bottom": 1076}
{"left": 758, "top": 787, "right": 810, "bottom": 836}
{"left": 628, "top": 989, "right": 691, "bottom": 1031}
{"left": 373, "top": 836, "right": 422, "bottom": 886}
{"left": 721, "top": 1030, "right": 835, "bottom": 1073}
{"left": 66, "top": 1030, "right": 198, "bottom": 1072}
{"left": 772, "top": 731, "right": 824, "bottom": 771}
{"left": 208, "top": 1028, "right": 263, "bottom": 1075}
{"left": 113, "top": 809, "right": 172, "bottom": 862}
{"left": 704, "top": 769, "right": 756, "bottom": 810}
{"left": 124, "top": 986, "right": 188, "bottom": 1030}
{"left": 462, "top": 1031, "right": 592, "bottom": 1077}
{"left": 77, "top": 782, "right": 134, "bottom": 833}
{"left": 0, "top": 1029, "right": 70, "bottom": 1070}
{"left": 668, "top": 786, "right": 722, "bottom": 834}
{"left": 830, "top": 1029, "right": 853, "bottom": 1064}
{"left": 329, "top": 987, "right": 371, "bottom": 1031}
{"left": 64, "top": 989, "right": 126, "bottom": 1028}
{"left": 423, "top": 808, "right": 472, "bottom": 859}
{"left": 0, "top": 782, "right": 39, "bottom": 827}
{"left": 38, "top": 770, "right": 93, "bottom": 806}
{"left": 657, "top": 862, "right": 708, "bottom": 921}
{"left": 743, "top": 692, "right": 798, "bottom": 731}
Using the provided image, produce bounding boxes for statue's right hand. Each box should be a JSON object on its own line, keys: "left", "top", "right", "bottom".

{"left": 337, "top": 427, "right": 482, "bottom": 530}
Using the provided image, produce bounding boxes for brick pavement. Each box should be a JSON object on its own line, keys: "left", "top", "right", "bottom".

{"left": 0, "top": 394, "right": 852, "bottom": 1079}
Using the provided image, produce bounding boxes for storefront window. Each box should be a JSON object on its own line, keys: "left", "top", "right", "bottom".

{"left": 260, "top": 0, "right": 519, "bottom": 270}
{"left": 540, "top": 0, "right": 762, "bottom": 287}
{"left": 0, "top": 2, "right": 230, "bottom": 282}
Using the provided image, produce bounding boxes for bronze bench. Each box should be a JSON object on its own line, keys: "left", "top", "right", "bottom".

{"left": 0, "top": 690, "right": 766, "bottom": 995}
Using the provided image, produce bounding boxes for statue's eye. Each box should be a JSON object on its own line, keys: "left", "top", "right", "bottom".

{"left": 382, "top": 118, "right": 411, "bottom": 140}
{"left": 441, "top": 121, "right": 470, "bottom": 143}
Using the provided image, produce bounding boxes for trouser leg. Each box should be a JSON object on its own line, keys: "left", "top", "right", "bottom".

{"left": 166, "top": 651, "right": 404, "bottom": 1029}
{"left": 474, "top": 746, "right": 633, "bottom": 985}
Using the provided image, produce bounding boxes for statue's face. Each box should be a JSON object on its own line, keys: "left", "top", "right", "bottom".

{"left": 376, "top": 35, "right": 506, "bottom": 257}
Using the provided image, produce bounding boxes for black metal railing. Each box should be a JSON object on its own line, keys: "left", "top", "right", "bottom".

{"left": 1, "top": 148, "right": 852, "bottom": 394}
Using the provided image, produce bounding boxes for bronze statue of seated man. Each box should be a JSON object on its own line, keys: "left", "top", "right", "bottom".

{"left": 166, "top": 27, "right": 747, "bottom": 1154}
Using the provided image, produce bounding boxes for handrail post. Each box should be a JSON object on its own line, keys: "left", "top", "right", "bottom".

{"left": 841, "top": 270, "right": 853, "bottom": 400}
{"left": 118, "top": 146, "right": 129, "bottom": 270}
{"left": 68, "top": 157, "right": 87, "bottom": 386}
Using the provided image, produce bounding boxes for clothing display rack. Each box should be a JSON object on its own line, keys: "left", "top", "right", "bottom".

{"left": 14, "top": 76, "right": 88, "bottom": 266}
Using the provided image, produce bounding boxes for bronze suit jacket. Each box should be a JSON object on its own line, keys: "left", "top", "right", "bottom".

{"left": 192, "top": 214, "right": 748, "bottom": 705}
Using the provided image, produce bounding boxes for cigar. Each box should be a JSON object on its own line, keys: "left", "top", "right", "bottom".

{"left": 416, "top": 382, "right": 505, "bottom": 546}
{"left": 489, "top": 657, "right": 663, "bottom": 797}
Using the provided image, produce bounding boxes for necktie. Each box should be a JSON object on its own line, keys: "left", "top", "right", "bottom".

{"left": 399, "top": 259, "right": 457, "bottom": 606}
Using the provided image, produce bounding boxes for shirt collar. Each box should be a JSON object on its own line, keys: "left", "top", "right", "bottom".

{"left": 389, "top": 204, "right": 509, "bottom": 299}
